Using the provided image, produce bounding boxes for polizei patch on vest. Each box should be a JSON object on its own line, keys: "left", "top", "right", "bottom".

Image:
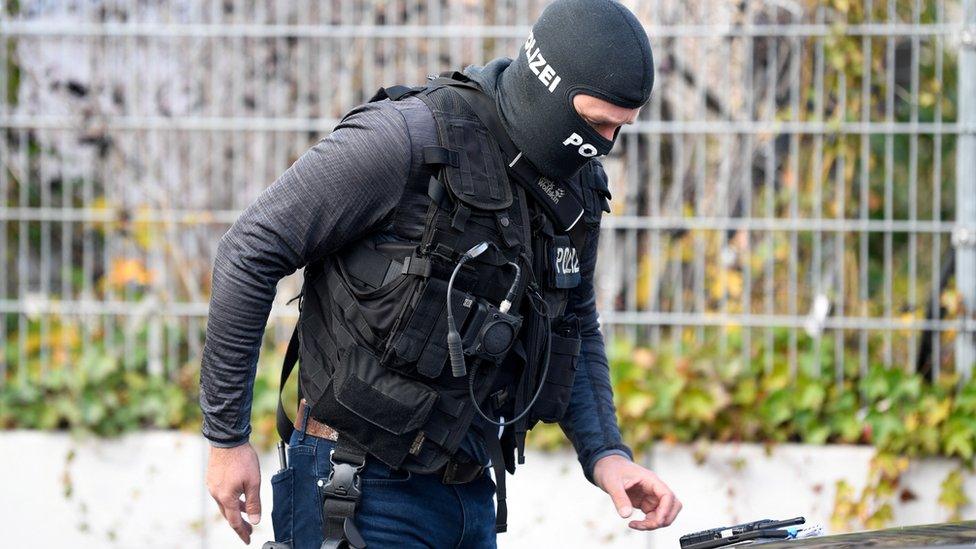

{"left": 523, "top": 30, "right": 562, "bottom": 92}
{"left": 550, "top": 234, "right": 581, "bottom": 289}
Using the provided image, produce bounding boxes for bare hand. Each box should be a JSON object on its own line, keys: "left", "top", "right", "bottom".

{"left": 593, "top": 454, "right": 681, "bottom": 531}
{"left": 206, "top": 443, "right": 262, "bottom": 544}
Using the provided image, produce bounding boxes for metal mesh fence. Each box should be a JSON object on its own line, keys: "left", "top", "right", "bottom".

{"left": 1, "top": 0, "right": 973, "bottom": 386}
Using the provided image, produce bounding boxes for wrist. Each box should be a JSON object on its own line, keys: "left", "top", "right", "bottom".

{"left": 206, "top": 435, "right": 250, "bottom": 450}
{"left": 210, "top": 441, "right": 250, "bottom": 451}
{"left": 596, "top": 453, "right": 630, "bottom": 465}
{"left": 593, "top": 453, "right": 631, "bottom": 487}
{"left": 588, "top": 449, "right": 631, "bottom": 477}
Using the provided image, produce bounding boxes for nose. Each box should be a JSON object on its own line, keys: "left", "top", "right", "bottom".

{"left": 593, "top": 123, "right": 619, "bottom": 142}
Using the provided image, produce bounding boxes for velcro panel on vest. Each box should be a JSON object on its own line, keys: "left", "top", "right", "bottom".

{"left": 308, "top": 321, "right": 440, "bottom": 469}
{"left": 439, "top": 118, "right": 512, "bottom": 211}
{"left": 333, "top": 344, "right": 438, "bottom": 434}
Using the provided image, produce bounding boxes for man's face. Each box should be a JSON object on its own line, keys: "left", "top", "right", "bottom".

{"left": 573, "top": 94, "right": 641, "bottom": 142}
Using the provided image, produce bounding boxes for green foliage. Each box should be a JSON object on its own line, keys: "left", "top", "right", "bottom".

{"left": 0, "top": 347, "right": 197, "bottom": 437}
{"left": 938, "top": 468, "right": 971, "bottom": 521}
{"left": 609, "top": 339, "right": 976, "bottom": 463}
{"left": 607, "top": 336, "right": 975, "bottom": 530}
{"left": 0, "top": 332, "right": 288, "bottom": 449}
{"left": 2, "top": 325, "right": 973, "bottom": 527}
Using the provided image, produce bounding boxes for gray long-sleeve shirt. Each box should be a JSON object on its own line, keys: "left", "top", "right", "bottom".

{"left": 199, "top": 92, "right": 632, "bottom": 482}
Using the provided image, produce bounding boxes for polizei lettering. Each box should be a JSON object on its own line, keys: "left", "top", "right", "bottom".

{"left": 550, "top": 234, "right": 581, "bottom": 288}
{"left": 523, "top": 30, "right": 562, "bottom": 93}
{"left": 537, "top": 177, "right": 566, "bottom": 204}
{"left": 555, "top": 245, "right": 580, "bottom": 276}
{"left": 563, "top": 133, "right": 599, "bottom": 158}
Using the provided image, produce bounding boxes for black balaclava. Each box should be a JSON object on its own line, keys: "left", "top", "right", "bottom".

{"left": 496, "top": 0, "right": 654, "bottom": 180}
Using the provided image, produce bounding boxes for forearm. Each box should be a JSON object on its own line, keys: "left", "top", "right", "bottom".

{"left": 559, "top": 322, "right": 633, "bottom": 483}
{"left": 557, "top": 208, "right": 632, "bottom": 482}
{"left": 199, "top": 168, "right": 330, "bottom": 446}
{"left": 199, "top": 215, "right": 288, "bottom": 446}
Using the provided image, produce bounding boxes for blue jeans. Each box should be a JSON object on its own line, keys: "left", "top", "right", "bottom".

{"left": 270, "top": 428, "right": 498, "bottom": 549}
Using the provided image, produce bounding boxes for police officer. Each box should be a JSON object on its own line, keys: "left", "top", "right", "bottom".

{"left": 201, "top": 1, "right": 681, "bottom": 547}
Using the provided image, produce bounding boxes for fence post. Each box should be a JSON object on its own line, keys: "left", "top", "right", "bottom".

{"left": 956, "top": 1, "right": 976, "bottom": 379}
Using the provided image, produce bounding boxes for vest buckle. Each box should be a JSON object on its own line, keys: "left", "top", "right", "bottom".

{"left": 318, "top": 445, "right": 368, "bottom": 549}
{"left": 322, "top": 450, "right": 364, "bottom": 501}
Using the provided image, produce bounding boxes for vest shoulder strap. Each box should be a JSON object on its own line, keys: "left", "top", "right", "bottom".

{"left": 275, "top": 325, "right": 300, "bottom": 443}
{"left": 368, "top": 84, "right": 425, "bottom": 103}
{"left": 423, "top": 75, "right": 589, "bottom": 251}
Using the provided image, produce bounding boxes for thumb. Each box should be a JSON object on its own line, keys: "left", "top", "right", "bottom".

{"left": 243, "top": 474, "right": 262, "bottom": 525}
{"left": 607, "top": 480, "right": 633, "bottom": 518}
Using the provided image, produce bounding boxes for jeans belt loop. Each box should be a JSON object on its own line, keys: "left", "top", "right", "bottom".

{"left": 298, "top": 401, "right": 311, "bottom": 443}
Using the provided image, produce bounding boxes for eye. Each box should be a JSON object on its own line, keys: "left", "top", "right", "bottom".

{"left": 584, "top": 117, "right": 607, "bottom": 131}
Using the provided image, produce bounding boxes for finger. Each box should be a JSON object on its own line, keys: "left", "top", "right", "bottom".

{"left": 243, "top": 476, "right": 262, "bottom": 525}
{"left": 219, "top": 497, "right": 253, "bottom": 543}
{"left": 628, "top": 508, "right": 670, "bottom": 531}
{"left": 607, "top": 481, "right": 634, "bottom": 518}
{"left": 653, "top": 492, "right": 676, "bottom": 526}
{"left": 626, "top": 500, "right": 659, "bottom": 531}
{"left": 667, "top": 498, "right": 683, "bottom": 525}
{"left": 627, "top": 510, "right": 661, "bottom": 531}
{"left": 628, "top": 491, "right": 669, "bottom": 530}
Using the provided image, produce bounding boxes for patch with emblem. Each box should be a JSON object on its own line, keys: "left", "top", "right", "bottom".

{"left": 549, "top": 234, "right": 581, "bottom": 289}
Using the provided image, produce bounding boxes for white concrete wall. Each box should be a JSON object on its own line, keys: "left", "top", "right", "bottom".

{"left": 0, "top": 431, "right": 972, "bottom": 548}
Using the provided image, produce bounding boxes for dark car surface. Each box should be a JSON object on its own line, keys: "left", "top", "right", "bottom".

{"left": 758, "top": 521, "right": 976, "bottom": 548}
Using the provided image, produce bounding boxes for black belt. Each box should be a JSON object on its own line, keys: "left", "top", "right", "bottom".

{"left": 296, "top": 403, "right": 484, "bottom": 486}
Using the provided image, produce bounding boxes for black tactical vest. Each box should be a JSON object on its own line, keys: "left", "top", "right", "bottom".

{"left": 290, "top": 75, "right": 611, "bottom": 475}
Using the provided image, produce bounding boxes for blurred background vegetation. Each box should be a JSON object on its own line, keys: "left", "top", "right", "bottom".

{"left": 1, "top": 0, "right": 973, "bottom": 530}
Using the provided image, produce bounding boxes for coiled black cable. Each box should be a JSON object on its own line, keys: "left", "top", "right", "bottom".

{"left": 468, "top": 288, "right": 551, "bottom": 427}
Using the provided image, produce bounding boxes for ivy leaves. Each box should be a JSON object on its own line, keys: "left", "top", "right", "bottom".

{"left": 610, "top": 340, "right": 976, "bottom": 466}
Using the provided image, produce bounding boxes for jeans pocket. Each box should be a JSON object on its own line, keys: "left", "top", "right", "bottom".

{"left": 270, "top": 467, "right": 295, "bottom": 543}
{"left": 284, "top": 434, "right": 323, "bottom": 548}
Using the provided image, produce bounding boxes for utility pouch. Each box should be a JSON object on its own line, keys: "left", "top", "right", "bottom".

{"left": 331, "top": 245, "right": 419, "bottom": 348}
{"left": 384, "top": 277, "right": 477, "bottom": 378}
{"left": 530, "top": 314, "right": 581, "bottom": 423}
{"left": 309, "top": 324, "right": 441, "bottom": 468}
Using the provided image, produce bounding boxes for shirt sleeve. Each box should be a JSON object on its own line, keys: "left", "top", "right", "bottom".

{"left": 557, "top": 164, "right": 634, "bottom": 484}
{"left": 199, "top": 101, "right": 414, "bottom": 447}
